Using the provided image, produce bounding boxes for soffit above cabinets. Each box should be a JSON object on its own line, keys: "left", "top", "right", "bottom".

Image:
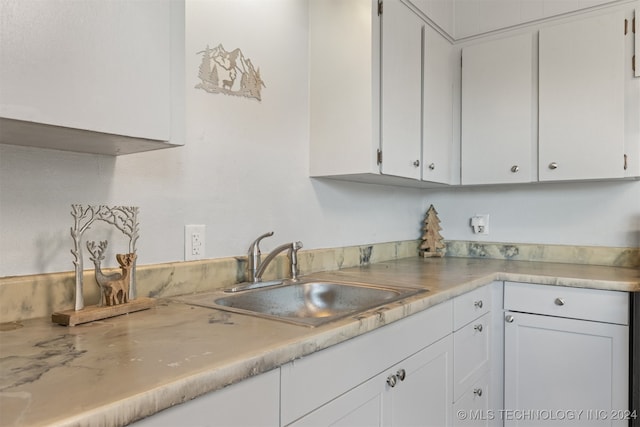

{"left": 405, "top": 0, "right": 627, "bottom": 40}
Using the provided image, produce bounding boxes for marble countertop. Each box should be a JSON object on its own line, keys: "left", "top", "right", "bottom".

{"left": 1, "top": 257, "right": 638, "bottom": 426}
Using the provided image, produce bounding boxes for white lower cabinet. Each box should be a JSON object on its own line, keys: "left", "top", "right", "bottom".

{"left": 131, "top": 367, "right": 280, "bottom": 427}
{"left": 453, "top": 283, "right": 500, "bottom": 427}
{"left": 290, "top": 335, "right": 453, "bottom": 427}
{"left": 503, "top": 282, "right": 630, "bottom": 427}
{"left": 281, "top": 300, "right": 454, "bottom": 426}
{"left": 453, "top": 374, "right": 492, "bottom": 427}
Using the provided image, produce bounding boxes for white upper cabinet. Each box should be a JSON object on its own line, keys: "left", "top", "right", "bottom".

{"left": 423, "top": 24, "right": 456, "bottom": 184}
{"left": 539, "top": 10, "right": 627, "bottom": 181}
{"left": 309, "top": 0, "right": 455, "bottom": 187}
{"left": 461, "top": 33, "right": 535, "bottom": 185}
{"left": 0, "top": 0, "right": 185, "bottom": 155}
{"left": 380, "top": 0, "right": 424, "bottom": 180}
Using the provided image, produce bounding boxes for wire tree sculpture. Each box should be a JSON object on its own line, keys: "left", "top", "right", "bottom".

{"left": 70, "top": 205, "right": 139, "bottom": 310}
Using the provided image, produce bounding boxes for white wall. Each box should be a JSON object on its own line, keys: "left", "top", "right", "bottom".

{"left": 422, "top": 180, "right": 640, "bottom": 248}
{"left": 0, "top": 0, "right": 425, "bottom": 277}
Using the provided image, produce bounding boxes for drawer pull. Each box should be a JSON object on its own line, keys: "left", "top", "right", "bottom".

{"left": 554, "top": 298, "right": 565, "bottom": 306}
{"left": 473, "top": 388, "right": 483, "bottom": 397}
{"left": 505, "top": 314, "right": 515, "bottom": 323}
{"left": 474, "top": 300, "right": 483, "bottom": 309}
{"left": 387, "top": 374, "right": 397, "bottom": 387}
{"left": 396, "top": 369, "right": 406, "bottom": 381}
{"left": 474, "top": 324, "right": 483, "bottom": 332}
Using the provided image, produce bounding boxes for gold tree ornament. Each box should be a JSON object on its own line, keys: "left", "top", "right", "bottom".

{"left": 420, "top": 205, "right": 446, "bottom": 258}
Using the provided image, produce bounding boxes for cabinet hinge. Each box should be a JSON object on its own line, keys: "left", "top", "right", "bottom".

{"left": 377, "top": 149, "right": 383, "bottom": 165}
{"left": 625, "top": 18, "right": 628, "bottom": 35}
{"left": 624, "top": 154, "right": 628, "bottom": 171}
{"left": 378, "top": 0, "right": 383, "bottom": 16}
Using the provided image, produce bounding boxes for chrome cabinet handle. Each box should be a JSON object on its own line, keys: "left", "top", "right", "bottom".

{"left": 387, "top": 374, "right": 397, "bottom": 387}
{"left": 396, "top": 369, "right": 406, "bottom": 381}
{"left": 474, "top": 300, "right": 483, "bottom": 309}
{"left": 474, "top": 324, "right": 483, "bottom": 332}
{"left": 555, "top": 298, "right": 565, "bottom": 306}
{"left": 549, "top": 162, "right": 558, "bottom": 170}
{"left": 428, "top": 163, "right": 435, "bottom": 170}
{"left": 413, "top": 160, "right": 420, "bottom": 167}
{"left": 474, "top": 388, "right": 483, "bottom": 397}
{"left": 505, "top": 314, "right": 515, "bottom": 323}
{"left": 511, "top": 165, "right": 519, "bottom": 173}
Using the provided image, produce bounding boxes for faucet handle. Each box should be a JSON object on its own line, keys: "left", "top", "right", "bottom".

{"left": 249, "top": 231, "right": 274, "bottom": 254}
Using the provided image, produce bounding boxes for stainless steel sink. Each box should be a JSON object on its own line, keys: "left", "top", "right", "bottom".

{"left": 176, "top": 279, "right": 427, "bottom": 327}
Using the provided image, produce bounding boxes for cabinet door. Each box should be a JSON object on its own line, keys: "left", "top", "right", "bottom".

{"left": 289, "top": 371, "right": 389, "bottom": 427}
{"left": 454, "top": 313, "right": 490, "bottom": 402}
{"left": 291, "top": 334, "right": 454, "bottom": 427}
{"left": 132, "top": 368, "right": 280, "bottom": 427}
{"left": 461, "top": 33, "right": 535, "bottom": 185}
{"left": 389, "top": 334, "right": 454, "bottom": 427}
{"left": 423, "top": 24, "right": 455, "bottom": 184}
{"left": 539, "top": 11, "right": 626, "bottom": 181}
{"left": 0, "top": 0, "right": 178, "bottom": 145}
{"left": 380, "top": 0, "right": 423, "bottom": 180}
{"left": 504, "top": 311, "right": 629, "bottom": 427}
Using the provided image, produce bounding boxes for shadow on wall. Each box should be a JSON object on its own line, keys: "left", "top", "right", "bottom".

{"left": 0, "top": 145, "right": 118, "bottom": 277}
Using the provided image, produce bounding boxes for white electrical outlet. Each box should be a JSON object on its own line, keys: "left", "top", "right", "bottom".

{"left": 185, "top": 225, "right": 206, "bottom": 261}
{"left": 470, "top": 215, "right": 490, "bottom": 234}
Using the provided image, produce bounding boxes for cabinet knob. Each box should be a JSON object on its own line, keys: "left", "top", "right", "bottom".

{"left": 428, "top": 163, "right": 435, "bottom": 170}
{"left": 554, "top": 297, "right": 565, "bottom": 306}
{"left": 474, "top": 300, "right": 483, "bottom": 309}
{"left": 387, "top": 374, "right": 397, "bottom": 387}
{"left": 474, "top": 324, "right": 483, "bottom": 332}
{"left": 505, "top": 314, "right": 515, "bottom": 323}
{"left": 396, "top": 369, "right": 406, "bottom": 381}
{"left": 473, "top": 388, "right": 483, "bottom": 397}
{"left": 413, "top": 160, "right": 420, "bottom": 167}
{"left": 549, "top": 162, "right": 558, "bottom": 170}
{"left": 511, "top": 165, "right": 519, "bottom": 173}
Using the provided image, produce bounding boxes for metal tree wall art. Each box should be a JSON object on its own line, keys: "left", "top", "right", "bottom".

{"left": 195, "top": 44, "right": 266, "bottom": 101}
{"left": 70, "top": 205, "right": 139, "bottom": 311}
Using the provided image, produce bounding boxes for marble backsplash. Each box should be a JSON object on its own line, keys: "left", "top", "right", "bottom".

{"left": 1, "top": 240, "right": 638, "bottom": 324}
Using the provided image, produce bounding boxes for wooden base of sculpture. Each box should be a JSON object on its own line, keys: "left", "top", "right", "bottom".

{"left": 51, "top": 298, "right": 156, "bottom": 326}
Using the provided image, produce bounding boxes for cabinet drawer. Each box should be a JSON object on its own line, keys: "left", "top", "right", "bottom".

{"left": 454, "top": 285, "right": 491, "bottom": 330}
{"left": 454, "top": 312, "right": 490, "bottom": 401}
{"left": 453, "top": 373, "right": 491, "bottom": 427}
{"left": 504, "top": 282, "right": 629, "bottom": 325}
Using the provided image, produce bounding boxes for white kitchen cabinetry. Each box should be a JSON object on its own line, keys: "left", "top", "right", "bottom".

{"left": 281, "top": 300, "right": 453, "bottom": 426}
{"left": 290, "top": 335, "right": 454, "bottom": 427}
{"left": 309, "top": 0, "right": 455, "bottom": 187}
{"left": 503, "top": 282, "right": 630, "bottom": 427}
{"left": 453, "top": 284, "right": 496, "bottom": 427}
{"left": 538, "top": 10, "right": 629, "bottom": 181}
{"left": 131, "top": 368, "right": 280, "bottom": 427}
{"left": 461, "top": 33, "right": 535, "bottom": 185}
{"left": 0, "top": 0, "right": 184, "bottom": 155}
{"left": 380, "top": 0, "right": 423, "bottom": 180}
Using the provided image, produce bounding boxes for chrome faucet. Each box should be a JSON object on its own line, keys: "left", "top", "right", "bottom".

{"left": 247, "top": 231, "right": 303, "bottom": 283}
